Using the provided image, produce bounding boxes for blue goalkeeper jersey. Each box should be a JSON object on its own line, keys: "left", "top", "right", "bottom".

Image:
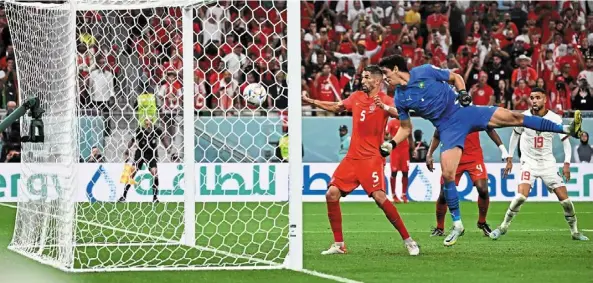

{"left": 394, "top": 64, "right": 461, "bottom": 128}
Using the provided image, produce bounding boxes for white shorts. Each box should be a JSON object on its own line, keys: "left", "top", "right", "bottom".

{"left": 519, "top": 162, "right": 565, "bottom": 192}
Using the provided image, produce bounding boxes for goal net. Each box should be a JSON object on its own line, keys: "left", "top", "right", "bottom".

{"left": 6, "top": 0, "right": 302, "bottom": 272}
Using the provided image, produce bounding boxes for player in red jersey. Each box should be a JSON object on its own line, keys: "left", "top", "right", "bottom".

{"left": 385, "top": 119, "right": 413, "bottom": 203}
{"left": 426, "top": 130, "right": 508, "bottom": 236}
{"left": 302, "top": 65, "right": 419, "bottom": 256}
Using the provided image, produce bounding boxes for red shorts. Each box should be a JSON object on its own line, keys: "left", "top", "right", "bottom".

{"left": 390, "top": 151, "right": 410, "bottom": 172}
{"left": 329, "top": 156, "right": 386, "bottom": 197}
{"left": 440, "top": 160, "right": 487, "bottom": 186}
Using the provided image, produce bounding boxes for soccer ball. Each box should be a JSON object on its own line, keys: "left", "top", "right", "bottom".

{"left": 243, "top": 83, "right": 267, "bottom": 106}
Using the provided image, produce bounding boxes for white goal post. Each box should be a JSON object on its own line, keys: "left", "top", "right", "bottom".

{"left": 5, "top": 0, "right": 302, "bottom": 272}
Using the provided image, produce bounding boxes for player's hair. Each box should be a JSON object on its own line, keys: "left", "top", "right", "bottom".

{"left": 531, "top": 87, "right": 547, "bottom": 95}
{"left": 378, "top": 55, "right": 409, "bottom": 72}
{"left": 363, "top": 65, "right": 383, "bottom": 76}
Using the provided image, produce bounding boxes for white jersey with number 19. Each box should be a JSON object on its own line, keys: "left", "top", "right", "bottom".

{"left": 514, "top": 110, "right": 566, "bottom": 190}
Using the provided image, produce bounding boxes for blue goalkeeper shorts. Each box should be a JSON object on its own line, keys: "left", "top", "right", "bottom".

{"left": 437, "top": 105, "right": 498, "bottom": 152}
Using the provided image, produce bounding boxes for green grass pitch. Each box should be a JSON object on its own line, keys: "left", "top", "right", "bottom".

{"left": 0, "top": 202, "right": 592, "bottom": 283}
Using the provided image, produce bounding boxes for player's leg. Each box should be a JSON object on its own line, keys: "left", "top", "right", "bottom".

{"left": 369, "top": 190, "right": 419, "bottom": 255}
{"left": 119, "top": 159, "right": 142, "bottom": 202}
{"left": 488, "top": 107, "right": 582, "bottom": 137}
{"left": 432, "top": 181, "right": 447, "bottom": 236}
{"left": 543, "top": 170, "right": 590, "bottom": 240}
{"left": 390, "top": 170, "right": 400, "bottom": 203}
{"left": 473, "top": 178, "right": 492, "bottom": 236}
{"left": 490, "top": 170, "right": 532, "bottom": 240}
{"left": 364, "top": 157, "right": 419, "bottom": 255}
{"left": 440, "top": 147, "right": 465, "bottom": 246}
{"left": 554, "top": 186, "right": 588, "bottom": 240}
{"left": 466, "top": 161, "right": 492, "bottom": 235}
{"left": 401, "top": 159, "right": 410, "bottom": 203}
{"left": 321, "top": 159, "right": 357, "bottom": 255}
{"left": 322, "top": 185, "right": 348, "bottom": 254}
{"left": 149, "top": 159, "right": 159, "bottom": 203}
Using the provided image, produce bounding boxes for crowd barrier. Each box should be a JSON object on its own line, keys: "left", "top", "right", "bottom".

{"left": 0, "top": 163, "right": 590, "bottom": 203}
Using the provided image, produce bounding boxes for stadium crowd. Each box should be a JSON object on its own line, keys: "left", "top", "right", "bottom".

{"left": 0, "top": 1, "right": 591, "bottom": 162}
{"left": 301, "top": 0, "right": 593, "bottom": 116}
{"left": 1, "top": 1, "right": 593, "bottom": 117}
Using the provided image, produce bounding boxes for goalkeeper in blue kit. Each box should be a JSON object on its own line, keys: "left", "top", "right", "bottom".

{"left": 378, "top": 55, "right": 583, "bottom": 247}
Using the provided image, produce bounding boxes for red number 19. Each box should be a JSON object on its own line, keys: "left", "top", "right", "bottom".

{"left": 534, "top": 136, "right": 544, "bottom": 149}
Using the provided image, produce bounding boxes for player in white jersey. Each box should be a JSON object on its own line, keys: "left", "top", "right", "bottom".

{"left": 490, "top": 88, "right": 589, "bottom": 241}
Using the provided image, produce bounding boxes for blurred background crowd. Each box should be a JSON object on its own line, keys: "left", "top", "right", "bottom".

{"left": 0, "top": 1, "right": 590, "bottom": 163}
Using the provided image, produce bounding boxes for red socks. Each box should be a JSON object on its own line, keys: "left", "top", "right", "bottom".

{"left": 326, "top": 201, "right": 343, "bottom": 242}
{"left": 478, "top": 196, "right": 490, "bottom": 224}
{"left": 436, "top": 201, "right": 447, "bottom": 230}
{"left": 390, "top": 176, "right": 397, "bottom": 198}
{"left": 401, "top": 173, "right": 408, "bottom": 199}
{"left": 380, "top": 199, "right": 410, "bottom": 240}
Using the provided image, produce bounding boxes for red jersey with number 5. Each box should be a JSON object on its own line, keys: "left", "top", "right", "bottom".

{"left": 460, "top": 132, "right": 484, "bottom": 164}
{"left": 342, "top": 91, "right": 394, "bottom": 160}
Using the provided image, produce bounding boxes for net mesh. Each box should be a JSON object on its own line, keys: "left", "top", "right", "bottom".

{"left": 7, "top": 0, "right": 290, "bottom": 271}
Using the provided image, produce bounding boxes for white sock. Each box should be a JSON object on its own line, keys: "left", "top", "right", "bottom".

{"left": 453, "top": 220, "right": 463, "bottom": 230}
{"left": 560, "top": 199, "right": 578, "bottom": 234}
{"left": 562, "top": 125, "right": 570, "bottom": 134}
{"left": 335, "top": 242, "right": 345, "bottom": 247}
{"left": 501, "top": 194, "right": 527, "bottom": 229}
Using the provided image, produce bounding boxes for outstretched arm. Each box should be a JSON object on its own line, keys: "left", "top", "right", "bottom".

{"left": 486, "top": 128, "right": 509, "bottom": 159}
{"left": 303, "top": 94, "right": 345, "bottom": 113}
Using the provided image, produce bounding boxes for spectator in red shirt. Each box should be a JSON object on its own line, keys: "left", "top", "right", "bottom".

{"left": 511, "top": 55, "right": 537, "bottom": 87}
{"left": 556, "top": 45, "right": 584, "bottom": 79}
{"left": 470, "top": 71, "right": 495, "bottom": 106}
{"left": 469, "top": 21, "right": 483, "bottom": 41}
{"left": 513, "top": 79, "right": 532, "bottom": 110}
{"left": 313, "top": 63, "right": 341, "bottom": 106}
{"left": 499, "top": 13, "right": 519, "bottom": 40}
{"left": 427, "top": 2, "right": 448, "bottom": 31}
{"left": 548, "top": 76, "right": 572, "bottom": 114}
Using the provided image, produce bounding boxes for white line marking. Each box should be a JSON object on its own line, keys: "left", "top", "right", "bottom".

{"left": 300, "top": 269, "right": 364, "bottom": 283}
{"left": 0, "top": 203, "right": 364, "bottom": 283}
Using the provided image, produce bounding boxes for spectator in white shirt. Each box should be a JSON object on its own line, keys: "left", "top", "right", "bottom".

{"left": 304, "top": 22, "right": 319, "bottom": 43}
{"left": 88, "top": 56, "right": 115, "bottom": 137}
{"left": 222, "top": 45, "right": 248, "bottom": 82}
{"left": 333, "top": 43, "right": 381, "bottom": 70}
{"left": 347, "top": 0, "right": 366, "bottom": 32}
{"left": 201, "top": 16, "right": 222, "bottom": 45}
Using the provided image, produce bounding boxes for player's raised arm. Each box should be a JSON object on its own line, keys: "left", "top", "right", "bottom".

{"left": 448, "top": 71, "right": 466, "bottom": 94}
{"left": 302, "top": 92, "right": 345, "bottom": 113}
{"left": 486, "top": 128, "right": 509, "bottom": 160}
